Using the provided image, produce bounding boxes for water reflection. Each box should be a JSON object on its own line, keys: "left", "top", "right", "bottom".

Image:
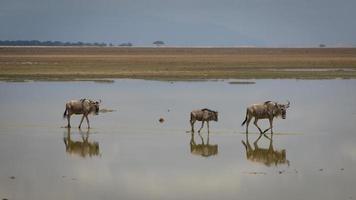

{"left": 241, "top": 134, "right": 289, "bottom": 166}
{"left": 190, "top": 132, "right": 218, "bottom": 157}
{"left": 63, "top": 128, "right": 100, "bottom": 158}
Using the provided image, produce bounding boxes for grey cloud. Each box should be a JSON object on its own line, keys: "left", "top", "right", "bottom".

{"left": 0, "top": 0, "right": 355, "bottom": 46}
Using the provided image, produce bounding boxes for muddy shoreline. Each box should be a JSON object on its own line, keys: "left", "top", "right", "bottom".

{"left": 1, "top": 47, "right": 356, "bottom": 81}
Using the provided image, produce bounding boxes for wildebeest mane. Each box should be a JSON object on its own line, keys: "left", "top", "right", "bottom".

{"left": 80, "top": 98, "right": 87, "bottom": 103}
{"left": 201, "top": 108, "right": 216, "bottom": 113}
{"left": 80, "top": 98, "right": 96, "bottom": 104}
{"left": 264, "top": 101, "right": 272, "bottom": 104}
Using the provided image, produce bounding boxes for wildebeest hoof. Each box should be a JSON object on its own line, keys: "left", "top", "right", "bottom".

{"left": 65, "top": 125, "right": 71, "bottom": 128}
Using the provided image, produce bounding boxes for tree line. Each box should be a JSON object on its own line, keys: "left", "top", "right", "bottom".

{"left": 0, "top": 40, "right": 166, "bottom": 47}
{"left": 0, "top": 40, "right": 107, "bottom": 46}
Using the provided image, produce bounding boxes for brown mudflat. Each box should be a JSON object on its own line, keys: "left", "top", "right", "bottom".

{"left": 1, "top": 47, "right": 356, "bottom": 81}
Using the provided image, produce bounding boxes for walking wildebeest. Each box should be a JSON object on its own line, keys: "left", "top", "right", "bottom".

{"left": 241, "top": 101, "right": 290, "bottom": 134}
{"left": 63, "top": 99, "right": 100, "bottom": 129}
{"left": 190, "top": 108, "right": 218, "bottom": 133}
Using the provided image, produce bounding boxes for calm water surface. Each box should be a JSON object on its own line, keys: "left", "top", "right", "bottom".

{"left": 0, "top": 79, "right": 356, "bottom": 200}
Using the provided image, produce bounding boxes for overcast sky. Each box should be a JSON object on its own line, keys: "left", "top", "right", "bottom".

{"left": 0, "top": 0, "right": 355, "bottom": 46}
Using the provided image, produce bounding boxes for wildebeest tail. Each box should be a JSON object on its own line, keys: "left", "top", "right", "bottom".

{"left": 241, "top": 110, "right": 248, "bottom": 126}
{"left": 63, "top": 107, "right": 68, "bottom": 119}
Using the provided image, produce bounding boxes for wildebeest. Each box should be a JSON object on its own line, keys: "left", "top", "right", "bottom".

{"left": 63, "top": 98, "right": 100, "bottom": 129}
{"left": 190, "top": 108, "right": 218, "bottom": 133}
{"left": 241, "top": 101, "right": 290, "bottom": 134}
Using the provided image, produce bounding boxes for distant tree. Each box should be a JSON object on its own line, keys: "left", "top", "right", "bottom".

{"left": 153, "top": 41, "right": 165, "bottom": 46}
{"left": 119, "top": 42, "right": 133, "bottom": 47}
{"left": 319, "top": 44, "right": 326, "bottom": 48}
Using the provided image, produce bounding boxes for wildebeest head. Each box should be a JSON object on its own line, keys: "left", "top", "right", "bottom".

{"left": 212, "top": 111, "right": 218, "bottom": 121}
{"left": 276, "top": 101, "right": 290, "bottom": 119}
{"left": 90, "top": 100, "right": 100, "bottom": 115}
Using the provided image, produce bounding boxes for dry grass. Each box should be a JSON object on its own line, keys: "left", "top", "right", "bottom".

{"left": 1, "top": 47, "right": 356, "bottom": 81}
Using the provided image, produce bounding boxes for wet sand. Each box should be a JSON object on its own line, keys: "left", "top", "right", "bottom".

{"left": 0, "top": 79, "right": 356, "bottom": 200}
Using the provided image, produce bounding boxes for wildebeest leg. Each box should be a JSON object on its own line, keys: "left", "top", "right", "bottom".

{"left": 78, "top": 115, "right": 85, "bottom": 129}
{"left": 207, "top": 130, "right": 210, "bottom": 144}
{"left": 241, "top": 140, "right": 248, "bottom": 151}
{"left": 63, "top": 128, "right": 70, "bottom": 150}
{"left": 269, "top": 118, "right": 274, "bottom": 134}
{"left": 207, "top": 121, "right": 210, "bottom": 133}
{"left": 267, "top": 134, "right": 274, "bottom": 152}
{"left": 198, "top": 132, "right": 204, "bottom": 144}
{"left": 253, "top": 118, "right": 263, "bottom": 133}
{"left": 262, "top": 132, "right": 271, "bottom": 140}
{"left": 66, "top": 114, "right": 71, "bottom": 128}
{"left": 263, "top": 118, "right": 273, "bottom": 134}
{"left": 246, "top": 116, "right": 252, "bottom": 134}
{"left": 85, "top": 115, "right": 90, "bottom": 129}
{"left": 241, "top": 133, "right": 252, "bottom": 153}
{"left": 253, "top": 133, "right": 263, "bottom": 148}
{"left": 190, "top": 119, "right": 195, "bottom": 132}
{"left": 198, "top": 121, "right": 205, "bottom": 133}
{"left": 83, "top": 131, "right": 89, "bottom": 143}
{"left": 190, "top": 132, "right": 196, "bottom": 146}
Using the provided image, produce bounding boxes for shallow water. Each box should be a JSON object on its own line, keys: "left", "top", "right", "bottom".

{"left": 0, "top": 79, "right": 356, "bottom": 200}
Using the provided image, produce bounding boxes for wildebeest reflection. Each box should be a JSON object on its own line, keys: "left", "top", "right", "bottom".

{"left": 63, "top": 98, "right": 101, "bottom": 129}
{"left": 190, "top": 108, "right": 218, "bottom": 133}
{"left": 190, "top": 132, "right": 218, "bottom": 157}
{"left": 241, "top": 101, "right": 290, "bottom": 134}
{"left": 63, "top": 128, "right": 100, "bottom": 158}
{"left": 241, "top": 134, "right": 289, "bottom": 166}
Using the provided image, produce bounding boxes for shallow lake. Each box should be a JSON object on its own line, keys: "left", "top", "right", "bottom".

{"left": 0, "top": 79, "right": 356, "bottom": 200}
